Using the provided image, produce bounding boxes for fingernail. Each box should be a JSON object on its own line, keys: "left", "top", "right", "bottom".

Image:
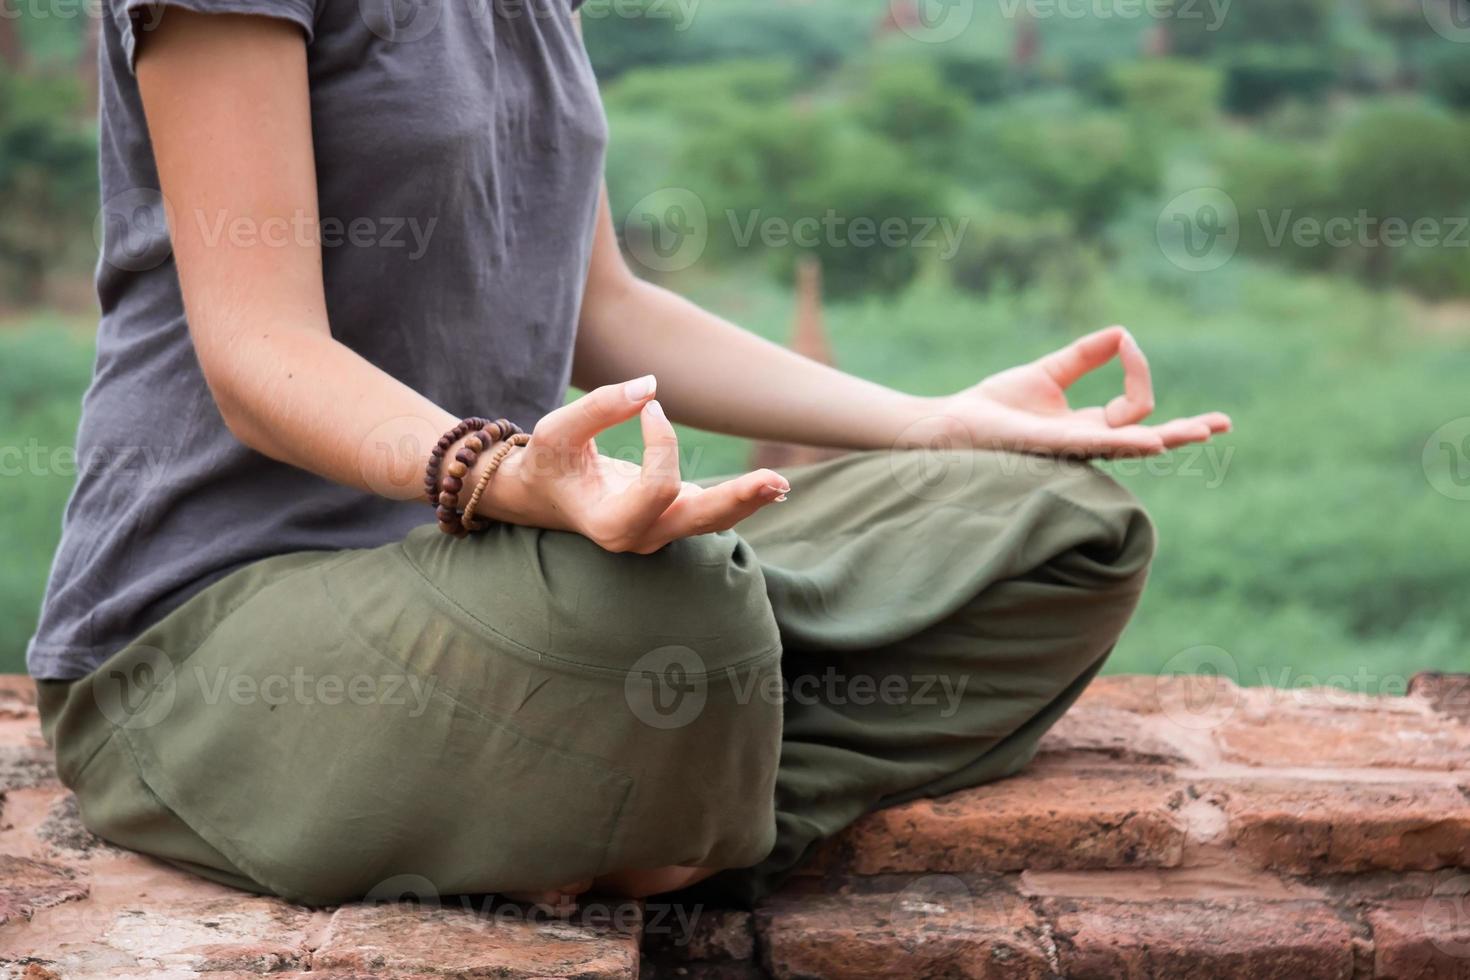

{"left": 763, "top": 483, "right": 790, "bottom": 502}
{"left": 645, "top": 399, "right": 666, "bottom": 421}
{"left": 624, "top": 375, "right": 656, "bottom": 401}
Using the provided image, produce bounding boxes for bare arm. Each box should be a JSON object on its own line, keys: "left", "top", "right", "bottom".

{"left": 574, "top": 190, "right": 933, "bottom": 450}
{"left": 575, "top": 193, "right": 1231, "bottom": 458}
{"left": 137, "top": 10, "right": 784, "bottom": 553}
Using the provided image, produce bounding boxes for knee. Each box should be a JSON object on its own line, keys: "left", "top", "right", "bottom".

{"left": 995, "top": 453, "right": 1157, "bottom": 596}
{"left": 540, "top": 529, "right": 781, "bottom": 677}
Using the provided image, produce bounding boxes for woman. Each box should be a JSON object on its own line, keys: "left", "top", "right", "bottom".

{"left": 31, "top": 1, "right": 1229, "bottom": 908}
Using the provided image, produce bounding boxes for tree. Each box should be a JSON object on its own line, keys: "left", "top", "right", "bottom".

{"left": 0, "top": 73, "right": 98, "bottom": 303}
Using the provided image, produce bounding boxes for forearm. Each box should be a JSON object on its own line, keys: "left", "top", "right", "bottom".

{"left": 573, "top": 276, "right": 937, "bottom": 451}
{"left": 207, "top": 325, "right": 459, "bottom": 501}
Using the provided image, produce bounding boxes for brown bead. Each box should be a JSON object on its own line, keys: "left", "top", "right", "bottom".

{"left": 440, "top": 475, "right": 463, "bottom": 494}
{"left": 455, "top": 448, "right": 477, "bottom": 466}
{"left": 436, "top": 504, "right": 457, "bottom": 521}
{"left": 464, "top": 433, "right": 486, "bottom": 453}
{"left": 438, "top": 490, "right": 458, "bottom": 508}
{"left": 446, "top": 460, "right": 468, "bottom": 478}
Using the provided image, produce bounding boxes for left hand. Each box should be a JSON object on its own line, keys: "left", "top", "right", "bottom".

{"left": 923, "top": 326, "right": 1232, "bottom": 459}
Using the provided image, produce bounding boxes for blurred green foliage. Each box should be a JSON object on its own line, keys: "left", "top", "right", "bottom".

{"left": 0, "top": 71, "right": 97, "bottom": 302}
{"left": 2, "top": 0, "right": 1468, "bottom": 687}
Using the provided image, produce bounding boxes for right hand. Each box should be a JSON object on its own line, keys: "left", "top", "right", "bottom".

{"left": 480, "top": 376, "right": 790, "bottom": 554}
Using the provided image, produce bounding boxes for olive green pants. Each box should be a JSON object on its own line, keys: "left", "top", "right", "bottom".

{"left": 38, "top": 450, "right": 1154, "bottom": 907}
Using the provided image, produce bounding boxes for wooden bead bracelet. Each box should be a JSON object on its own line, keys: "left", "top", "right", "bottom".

{"left": 424, "top": 417, "right": 525, "bottom": 537}
{"left": 462, "top": 433, "right": 531, "bottom": 532}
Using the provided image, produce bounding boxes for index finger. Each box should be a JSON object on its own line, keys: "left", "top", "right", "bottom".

{"left": 534, "top": 375, "right": 657, "bottom": 449}
{"left": 1038, "top": 326, "right": 1127, "bottom": 389}
{"left": 1103, "top": 330, "right": 1155, "bottom": 427}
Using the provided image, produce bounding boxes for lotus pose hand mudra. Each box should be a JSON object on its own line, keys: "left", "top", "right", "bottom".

{"left": 31, "top": 3, "right": 1230, "bottom": 907}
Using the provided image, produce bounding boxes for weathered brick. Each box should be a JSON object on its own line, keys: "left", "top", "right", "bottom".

{"left": 1, "top": 894, "right": 321, "bottom": 977}
{"left": 0, "top": 855, "right": 87, "bottom": 927}
{"left": 1074, "top": 674, "right": 1243, "bottom": 724}
{"left": 0, "top": 676, "right": 37, "bottom": 720}
{"left": 0, "top": 743, "right": 60, "bottom": 793}
{"left": 1216, "top": 703, "right": 1470, "bottom": 772}
{"left": 1042, "top": 896, "right": 1356, "bottom": 979}
{"left": 311, "top": 900, "right": 641, "bottom": 979}
{"left": 809, "top": 767, "right": 1187, "bottom": 875}
{"left": 1369, "top": 896, "right": 1470, "bottom": 979}
{"left": 757, "top": 877, "right": 1053, "bottom": 980}
{"left": 1217, "top": 777, "right": 1470, "bottom": 873}
{"left": 1035, "top": 705, "right": 1197, "bottom": 767}
{"left": 1411, "top": 672, "right": 1470, "bottom": 725}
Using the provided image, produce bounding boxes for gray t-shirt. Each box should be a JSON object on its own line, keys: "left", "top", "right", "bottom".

{"left": 28, "top": 0, "right": 607, "bottom": 679}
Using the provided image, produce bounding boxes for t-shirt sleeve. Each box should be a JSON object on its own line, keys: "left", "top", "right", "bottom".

{"left": 114, "top": 0, "right": 316, "bottom": 74}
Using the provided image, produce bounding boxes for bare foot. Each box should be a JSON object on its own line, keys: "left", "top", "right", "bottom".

{"left": 593, "top": 865, "right": 722, "bottom": 899}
